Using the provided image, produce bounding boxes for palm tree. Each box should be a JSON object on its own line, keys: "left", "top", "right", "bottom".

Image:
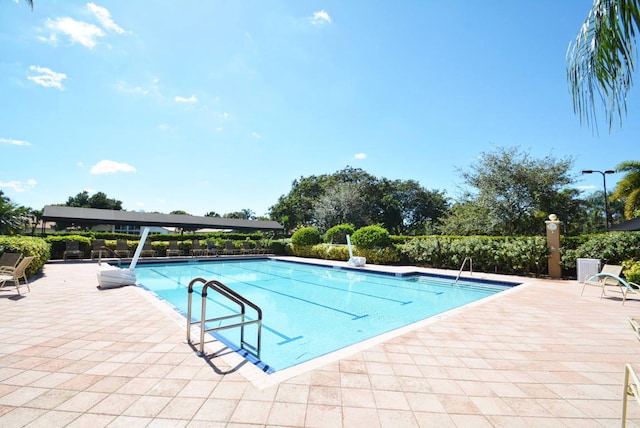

{"left": 0, "top": 192, "right": 29, "bottom": 235}
{"left": 567, "top": 0, "right": 640, "bottom": 131}
{"left": 611, "top": 160, "right": 640, "bottom": 219}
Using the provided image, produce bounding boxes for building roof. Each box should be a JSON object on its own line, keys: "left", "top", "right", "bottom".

{"left": 42, "top": 205, "right": 283, "bottom": 232}
{"left": 608, "top": 217, "right": 640, "bottom": 232}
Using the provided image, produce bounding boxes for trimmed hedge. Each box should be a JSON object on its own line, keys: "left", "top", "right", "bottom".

{"left": 0, "top": 236, "right": 50, "bottom": 277}
{"left": 560, "top": 232, "right": 640, "bottom": 269}
{"left": 291, "top": 227, "right": 321, "bottom": 246}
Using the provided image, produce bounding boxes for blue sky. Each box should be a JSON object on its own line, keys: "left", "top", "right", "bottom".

{"left": 1, "top": 0, "right": 637, "bottom": 217}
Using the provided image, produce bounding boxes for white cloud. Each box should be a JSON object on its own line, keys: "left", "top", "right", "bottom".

{"left": 27, "top": 65, "right": 67, "bottom": 89}
{"left": 577, "top": 185, "right": 596, "bottom": 190}
{"left": 90, "top": 160, "right": 137, "bottom": 174}
{"left": 158, "top": 124, "right": 169, "bottom": 131}
{"left": 0, "top": 138, "right": 31, "bottom": 146}
{"left": 45, "top": 17, "right": 105, "bottom": 48}
{"left": 215, "top": 127, "right": 223, "bottom": 132}
{"left": 0, "top": 179, "right": 37, "bottom": 192}
{"left": 219, "top": 112, "right": 230, "bottom": 119}
{"left": 354, "top": 153, "right": 367, "bottom": 159}
{"left": 311, "top": 10, "right": 332, "bottom": 25}
{"left": 115, "top": 80, "right": 149, "bottom": 95}
{"left": 251, "top": 131, "right": 263, "bottom": 139}
{"left": 77, "top": 161, "right": 84, "bottom": 167}
{"left": 174, "top": 94, "right": 198, "bottom": 103}
{"left": 87, "top": 3, "right": 126, "bottom": 34}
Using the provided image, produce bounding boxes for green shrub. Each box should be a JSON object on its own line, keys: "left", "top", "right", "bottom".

{"left": 324, "top": 223, "right": 355, "bottom": 244}
{"left": 291, "top": 227, "right": 321, "bottom": 246}
{"left": 560, "top": 232, "right": 640, "bottom": 269}
{"left": 351, "top": 225, "right": 391, "bottom": 249}
{"left": 624, "top": 260, "right": 640, "bottom": 283}
{"left": 45, "top": 235, "right": 92, "bottom": 260}
{"left": 0, "top": 236, "right": 50, "bottom": 277}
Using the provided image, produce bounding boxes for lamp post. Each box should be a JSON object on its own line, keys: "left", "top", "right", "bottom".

{"left": 581, "top": 169, "right": 615, "bottom": 229}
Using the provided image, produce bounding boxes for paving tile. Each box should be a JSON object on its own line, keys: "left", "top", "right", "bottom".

{"left": 3, "top": 261, "right": 640, "bottom": 426}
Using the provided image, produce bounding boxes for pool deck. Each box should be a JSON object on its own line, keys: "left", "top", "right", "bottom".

{"left": 2, "top": 257, "right": 640, "bottom": 427}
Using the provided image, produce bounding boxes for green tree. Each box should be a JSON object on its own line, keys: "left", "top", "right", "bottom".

{"left": 313, "top": 183, "right": 368, "bottom": 232}
{"left": 270, "top": 166, "right": 448, "bottom": 235}
{"left": 567, "top": 0, "right": 640, "bottom": 131}
{"left": 204, "top": 211, "right": 221, "bottom": 217}
{"left": 611, "top": 160, "right": 640, "bottom": 219}
{"left": 444, "top": 146, "right": 575, "bottom": 236}
{"left": 224, "top": 209, "right": 255, "bottom": 220}
{"left": 0, "top": 191, "right": 29, "bottom": 235}
{"left": 55, "top": 191, "right": 123, "bottom": 230}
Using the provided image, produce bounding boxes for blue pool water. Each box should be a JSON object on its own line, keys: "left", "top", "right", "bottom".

{"left": 134, "top": 259, "right": 518, "bottom": 372}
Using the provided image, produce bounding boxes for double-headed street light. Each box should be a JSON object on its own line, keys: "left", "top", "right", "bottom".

{"left": 581, "top": 169, "right": 615, "bottom": 229}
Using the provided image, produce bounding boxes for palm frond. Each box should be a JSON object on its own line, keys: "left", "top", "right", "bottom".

{"left": 567, "top": 0, "right": 640, "bottom": 132}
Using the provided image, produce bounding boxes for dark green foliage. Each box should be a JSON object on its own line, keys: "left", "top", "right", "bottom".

{"left": 45, "top": 235, "right": 92, "bottom": 259}
{"left": 324, "top": 224, "right": 355, "bottom": 244}
{"left": 401, "top": 235, "right": 548, "bottom": 276}
{"left": 351, "top": 225, "right": 391, "bottom": 249}
{"left": 560, "top": 232, "right": 640, "bottom": 268}
{"left": 291, "top": 227, "right": 321, "bottom": 246}
{"left": 0, "top": 236, "right": 50, "bottom": 277}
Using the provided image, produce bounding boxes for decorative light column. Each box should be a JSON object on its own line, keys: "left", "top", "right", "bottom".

{"left": 581, "top": 169, "right": 615, "bottom": 229}
{"left": 545, "top": 214, "right": 562, "bottom": 278}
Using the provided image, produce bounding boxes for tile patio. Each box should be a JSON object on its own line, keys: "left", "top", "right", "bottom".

{"left": 1, "top": 258, "right": 640, "bottom": 427}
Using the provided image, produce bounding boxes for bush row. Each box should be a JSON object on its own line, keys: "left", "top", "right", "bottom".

{"left": 45, "top": 236, "right": 281, "bottom": 260}
{"left": 0, "top": 236, "right": 50, "bottom": 277}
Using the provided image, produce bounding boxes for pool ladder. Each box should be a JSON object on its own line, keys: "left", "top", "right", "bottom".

{"left": 186, "top": 277, "right": 262, "bottom": 359}
{"left": 455, "top": 257, "right": 473, "bottom": 284}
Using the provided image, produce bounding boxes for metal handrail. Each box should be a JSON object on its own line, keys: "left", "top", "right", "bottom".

{"left": 623, "top": 364, "right": 640, "bottom": 427}
{"left": 97, "top": 245, "right": 122, "bottom": 267}
{"left": 455, "top": 257, "right": 473, "bottom": 284}
{"left": 186, "top": 277, "right": 262, "bottom": 359}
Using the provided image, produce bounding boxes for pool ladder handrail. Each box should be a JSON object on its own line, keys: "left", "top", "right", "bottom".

{"left": 186, "top": 277, "right": 262, "bottom": 359}
{"left": 455, "top": 257, "right": 473, "bottom": 284}
{"left": 97, "top": 246, "right": 122, "bottom": 267}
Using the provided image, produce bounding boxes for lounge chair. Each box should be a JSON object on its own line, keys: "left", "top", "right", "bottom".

{"left": 0, "top": 256, "right": 35, "bottom": 295}
{"left": 241, "top": 241, "right": 254, "bottom": 255}
{"left": 190, "top": 239, "right": 205, "bottom": 257}
{"left": 62, "top": 241, "right": 83, "bottom": 260}
{"left": 114, "top": 239, "right": 131, "bottom": 258}
{"left": 206, "top": 240, "right": 220, "bottom": 256}
{"left": 254, "top": 241, "right": 268, "bottom": 254}
{"left": 0, "top": 252, "right": 22, "bottom": 271}
{"left": 581, "top": 264, "right": 623, "bottom": 297}
{"left": 166, "top": 240, "right": 182, "bottom": 257}
{"left": 584, "top": 269, "right": 640, "bottom": 305}
{"left": 223, "top": 241, "right": 239, "bottom": 255}
{"left": 624, "top": 363, "right": 640, "bottom": 426}
{"left": 140, "top": 240, "right": 157, "bottom": 257}
{"left": 90, "top": 239, "right": 108, "bottom": 259}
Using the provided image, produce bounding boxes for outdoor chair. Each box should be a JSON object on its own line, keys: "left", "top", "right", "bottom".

{"left": 91, "top": 239, "right": 108, "bottom": 259}
{"left": 166, "top": 240, "right": 182, "bottom": 257}
{"left": 190, "top": 239, "right": 205, "bottom": 257}
{"left": 114, "top": 239, "right": 131, "bottom": 258}
{"left": 581, "top": 264, "right": 624, "bottom": 297}
{"left": 254, "top": 241, "right": 268, "bottom": 254}
{"left": 63, "top": 241, "right": 83, "bottom": 260}
{"left": 206, "top": 240, "right": 220, "bottom": 256}
{"left": 0, "top": 256, "right": 35, "bottom": 295}
{"left": 241, "top": 241, "right": 255, "bottom": 255}
{"left": 140, "top": 240, "right": 157, "bottom": 257}
{"left": 583, "top": 265, "right": 640, "bottom": 305}
{"left": 223, "top": 241, "right": 239, "bottom": 255}
{"left": 0, "top": 252, "right": 22, "bottom": 271}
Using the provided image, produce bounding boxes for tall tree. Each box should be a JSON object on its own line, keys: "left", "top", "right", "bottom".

{"left": 444, "top": 146, "right": 575, "bottom": 236}
{"left": 567, "top": 0, "right": 640, "bottom": 131}
{"left": 55, "top": 191, "right": 123, "bottom": 230}
{"left": 0, "top": 191, "right": 29, "bottom": 235}
{"left": 611, "top": 160, "right": 640, "bottom": 218}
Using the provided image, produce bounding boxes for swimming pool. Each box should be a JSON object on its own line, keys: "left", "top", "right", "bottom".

{"left": 134, "top": 259, "right": 519, "bottom": 373}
